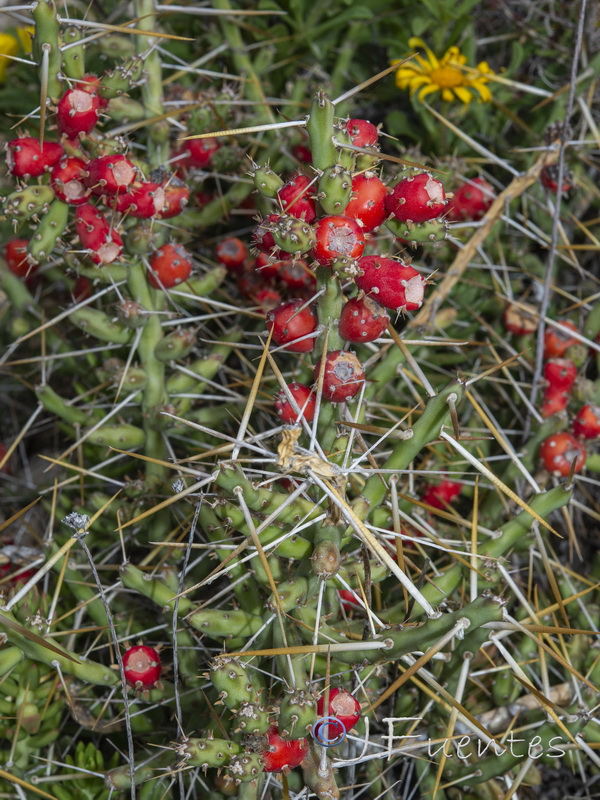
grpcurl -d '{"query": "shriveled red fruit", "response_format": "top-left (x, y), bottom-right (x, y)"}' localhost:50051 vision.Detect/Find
top-left (73, 275), bottom-right (92, 302)
top-left (541, 388), bottom-right (569, 419)
top-left (385, 173), bottom-right (446, 224)
top-left (85, 154), bottom-right (136, 195)
top-left (279, 259), bottom-right (314, 291)
top-left (573, 405), bottom-right (600, 440)
top-left (255, 252), bottom-right (281, 280)
top-left (344, 173), bottom-right (388, 231)
top-left (356, 256), bottom-right (426, 312)
top-left (339, 296), bottom-right (389, 343)
top-left (5, 239), bottom-right (36, 278)
top-left (50, 157), bottom-right (90, 205)
top-left (544, 321), bottom-right (579, 359)
top-left (178, 137), bottom-right (220, 169)
top-left (539, 432), bottom-right (586, 477)
top-left (6, 137), bottom-right (64, 178)
top-left (292, 142), bottom-right (312, 163)
top-left (317, 688), bottom-right (361, 732)
top-left (314, 350), bottom-right (365, 403)
top-left (266, 300), bottom-right (317, 353)
top-left (254, 214), bottom-right (291, 260)
top-left (123, 645), bottom-right (162, 689)
top-left (541, 165), bottom-right (573, 194)
top-left (274, 382), bottom-right (316, 424)
top-left (262, 726), bottom-right (308, 773)
top-left (148, 243), bottom-right (192, 289)
top-left (345, 118), bottom-right (379, 147)
top-left (215, 237), bottom-right (247, 272)
top-left (56, 88), bottom-right (100, 138)
top-left (115, 181), bottom-right (165, 218)
top-left (422, 480), bottom-right (462, 510)
top-left (446, 177), bottom-right (494, 222)
top-left (160, 179), bottom-right (190, 218)
top-left (75, 204), bottom-right (123, 265)
top-left (502, 303), bottom-right (538, 336)
top-left (312, 216), bottom-right (365, 267)
top-left (544, 358), bottom-right (577, 391)
top-left (277, 174), bottom-right (317, 222)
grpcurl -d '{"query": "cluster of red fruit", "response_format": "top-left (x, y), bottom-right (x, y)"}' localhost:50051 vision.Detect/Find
top-left (3, 75), bottom-right (195, 288)
top-left (237, 119), bottom-right (462, 422)
top-left (504, 307), bottom-right (598, 476)
top-left (538, 322), bottom-right (598, 476)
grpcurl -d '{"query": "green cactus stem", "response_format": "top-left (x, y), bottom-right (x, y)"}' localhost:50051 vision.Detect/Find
top-left (32, 0), bottom-right (62, 100)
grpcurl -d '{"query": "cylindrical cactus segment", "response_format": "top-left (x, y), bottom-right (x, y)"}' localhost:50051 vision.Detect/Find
top-left (181, 738), bottom-right (242, 769)
top-left (307, 90), bottom-right (337, 171)
top-left (318, 165), bottom-right (352, 215)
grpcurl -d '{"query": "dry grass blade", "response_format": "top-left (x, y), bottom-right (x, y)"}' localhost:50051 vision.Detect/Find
top-left (0, 770), bottom-right (58, 800)
top-left (0, 612), bottom-right (80, 664)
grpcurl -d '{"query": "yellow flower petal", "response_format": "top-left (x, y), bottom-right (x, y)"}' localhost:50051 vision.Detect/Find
top-left (441, 88), bottom-right (455, 102)
top-left (417, 83), bottom-right (442, 101)
top-left (471, 81), bottom-right (492, 102)
top-left (17, 26), bottom-right (34, 54)
top-left (453, 86), bottom-right (473, 104)
top-left (0, 33), bottom-right (19, 84)
top-left (408, 36), bottom-right (439, 69)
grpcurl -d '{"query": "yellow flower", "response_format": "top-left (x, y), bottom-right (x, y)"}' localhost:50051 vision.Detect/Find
top-left (17, 26), bottom-right (35, 54)
top-left (393, 38), bottom-right (494, 104)
top-left (0, 32), bottom-right (19, 84)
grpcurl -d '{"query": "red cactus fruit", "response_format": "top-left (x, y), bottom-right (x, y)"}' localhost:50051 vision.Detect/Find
top-left (215, 237), bottom-right (248, 272)
top-left (314, 350), bottom-right (365, 403)
top-left (5, 239), bottom-right (36, 278)
top-left (254, 214), bottom-right (291, 260)
top-left (6, 137), bottom-right (64, 178)
top-left (339, 589), bottom-right (362, 613)
top-left (277, 174), bottom-right (317, 222)
top-left (85, 154), bottom-right (136, 196)
top-left (274, 382), bottom-right (316, 424)
top-left (317, 688), bottom-right (361, 733)
top-left (446, 177), bottom-right (494, 222)
top-left (123, 645), bottom-right (162, 689)
top-left (344, 173), bottom-right (388, 231)
top-left (115, 181), bottom-right (166, 218)
top-left (345, 118), bottom-right (379, 147)
top-left (502, 303), bottom-right (538, 336)
top-left (255, 252), bottom-right (281, 280)
top-left (539, 432), bottom-right (586, 477)
top-left (312, 216), bottom-right (366, 267)
top-left (385, 173), bottom-right (446, 224)
top-left (160, 179), bottom-right (190, 218)
top-left (573, 405), bottom-right (600, 440)
top-left (147, 243), bottom-right (192, 289)
top-left (261, 726), bottom-right (308, 773)
top-left (56, 88), bottom-right (101, 138)
top-left (541, 388), bottom-right (569, 419)
top-left (73, 275), bottom-right (92, 302)
top-left (77, 73), bottom-right (109, 107)
top-left (266, 300), bottom-right (317, 353)
top-left (292, 142), bottom-right (312, 163)
top-left (339, 296), bottom-right (389, 343)
top-left (254, 287), bottom-right (282, 313)
top-left (544, 358), bottom-right (577, 391)
top-left (74, 204), bottom-right (123, 265)
top-left (50, 157), bottom-right (90, 205)
top-left (356, 256), bottom-right (426, 312)
top-left (279, 259), bottom-right (314, 291)
top-left (422, 480), bottom-right (462, 510)
top-left (544, 321), bottom-right (579, 359)
top-left (183, 137), bottom-right (220, 168)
